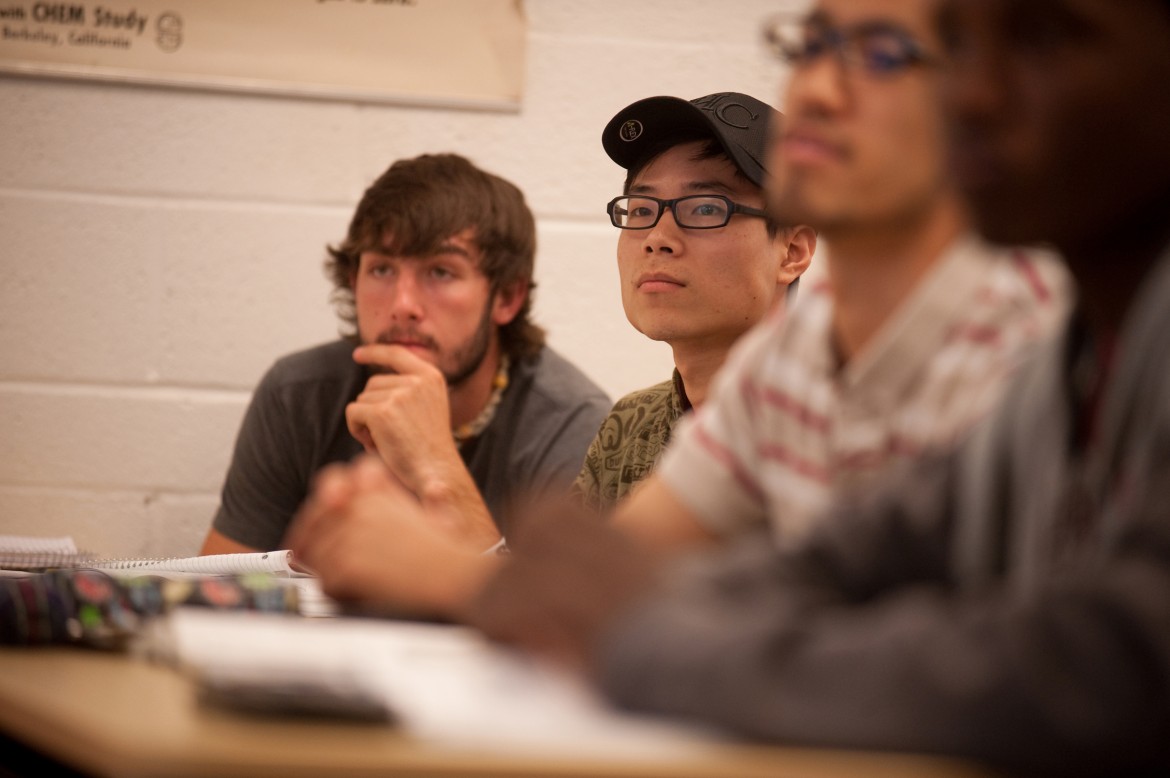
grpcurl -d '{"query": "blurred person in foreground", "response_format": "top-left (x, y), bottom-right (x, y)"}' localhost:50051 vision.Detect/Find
top-left (462, 1), bottom-right (1170, 775)
top-left (201, 153), bottom-right (611, 557)
top-left (604, 0), bottom-right (1068, 552)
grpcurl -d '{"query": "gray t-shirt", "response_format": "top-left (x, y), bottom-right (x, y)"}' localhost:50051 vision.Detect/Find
top-left (212, 339), bottom-right (611, 549)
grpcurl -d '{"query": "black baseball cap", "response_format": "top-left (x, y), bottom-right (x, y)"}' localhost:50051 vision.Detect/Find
top-left (601, 92), bottom-right (779, 188)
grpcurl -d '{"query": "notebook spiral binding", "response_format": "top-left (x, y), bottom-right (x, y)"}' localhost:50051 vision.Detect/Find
top-left (1, 549), bottom-right (297, 576)
top-left (0, 550), bottom-right (99, 572)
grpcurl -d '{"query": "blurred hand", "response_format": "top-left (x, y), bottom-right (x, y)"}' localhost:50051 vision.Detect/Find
top-left (464, 494), bottom-right (665, 674)
top-left (285, 455), bottom-right (498, 618)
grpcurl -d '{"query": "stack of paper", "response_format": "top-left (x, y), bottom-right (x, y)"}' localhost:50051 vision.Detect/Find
top-left (147, 608), bottom-right (729, 760)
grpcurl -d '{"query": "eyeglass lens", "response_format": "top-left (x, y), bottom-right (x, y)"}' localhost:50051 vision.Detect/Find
top-left (610, 196), bottom-right (733, 229)
top-left (767, 18), bottom-right (927, 74)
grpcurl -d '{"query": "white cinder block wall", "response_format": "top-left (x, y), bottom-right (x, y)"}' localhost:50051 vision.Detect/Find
top-left (0, 0), bottom-right (805, 559)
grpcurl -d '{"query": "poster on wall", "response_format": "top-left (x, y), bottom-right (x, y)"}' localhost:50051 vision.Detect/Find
top-left (0, 0), bottom-right (525, 110)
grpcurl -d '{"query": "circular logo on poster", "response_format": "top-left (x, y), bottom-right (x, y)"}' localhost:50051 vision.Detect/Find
top-left (156, 12), bottom-right (183, 52)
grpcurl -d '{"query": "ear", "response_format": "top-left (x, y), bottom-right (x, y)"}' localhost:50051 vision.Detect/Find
top-left (491, 279), bottom-right (529, 326)
top-left (775, 224), bottom-right (817, 287)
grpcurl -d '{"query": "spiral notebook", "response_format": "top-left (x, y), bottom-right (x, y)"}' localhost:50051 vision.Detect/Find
top-left (0, 535), bottom-right (336, 617)
top-left (87, 550), bottom-right (306, 578)
top-left (0, 536), bottom-right (303, 578)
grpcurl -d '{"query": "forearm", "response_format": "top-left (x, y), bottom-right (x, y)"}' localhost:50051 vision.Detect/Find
top-left (610, 476), bottom-right (720, 550)
top-left (200, 529), bottom-right (260, 555)
top-left (412, 544), bottom-right (504, 620)
top-left (597, 540), bottom-right (1170, 776)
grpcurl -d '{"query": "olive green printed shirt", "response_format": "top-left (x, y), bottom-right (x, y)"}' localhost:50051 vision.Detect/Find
top-left (571, 370), bottom-right (690, 514)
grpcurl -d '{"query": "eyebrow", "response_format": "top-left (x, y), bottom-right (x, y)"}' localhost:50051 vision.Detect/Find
top-left (371, 240), bottom-right (474, 260)
top-left (628, 179), bottom-right (742, 196)
top-left (805, 9), bottom-right (913, 37)
top-left (431, 240), bottom-right (473, 259)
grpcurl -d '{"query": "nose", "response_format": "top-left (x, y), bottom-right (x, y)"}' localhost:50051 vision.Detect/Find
top-left (388, 268), bottom-right (425, 321)
top-left (642, 206), bottom-right (684, 256)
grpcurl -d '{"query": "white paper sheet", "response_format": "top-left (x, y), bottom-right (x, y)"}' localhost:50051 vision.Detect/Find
top-left (145, 608), bottom-right (728, 760)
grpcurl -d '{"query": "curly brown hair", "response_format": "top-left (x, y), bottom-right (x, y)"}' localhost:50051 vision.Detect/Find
top-left (325, 153), bottom-right (545, 360)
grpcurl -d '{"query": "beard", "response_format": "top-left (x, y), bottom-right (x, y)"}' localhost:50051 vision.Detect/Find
top-left (370, 297), bottom-right (496, 388)
top-left (441, 299), bottom-right (495, 387)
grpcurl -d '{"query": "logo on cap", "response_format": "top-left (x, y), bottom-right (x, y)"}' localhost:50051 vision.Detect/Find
top-left (692, 94), bottom-right (758, 130)
top-left (619, 120), bottom-right (644, 142)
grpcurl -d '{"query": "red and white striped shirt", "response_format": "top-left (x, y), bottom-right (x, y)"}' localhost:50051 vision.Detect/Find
top-left (657, 234), bottom-right (1071, 548)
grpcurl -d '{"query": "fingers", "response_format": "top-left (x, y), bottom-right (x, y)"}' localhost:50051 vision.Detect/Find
top-left (345, 402), bottom-right (377, 453)
top-left (285, 464), bottom-right (352, 562)
top-left (352, 454), bottom-right (398, 492)
top-left (346, 351), bottom-right (449, 459)
top-left (286, 457), bottom-right (395, 595)
top-left (354, 343), bottom-right (440, 376)
top-left (304, 464), bottom-right (356, 522)
top-left (312, 462), bottom-right (359, 513)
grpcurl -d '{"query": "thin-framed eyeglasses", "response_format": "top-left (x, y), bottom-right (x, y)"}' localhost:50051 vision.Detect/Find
top-left (607, 195), bottom-right (768, 230)
top-left (761, 13), bottom-right (941, 75)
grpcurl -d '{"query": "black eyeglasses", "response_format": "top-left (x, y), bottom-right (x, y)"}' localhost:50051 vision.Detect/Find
top-left (761, 13), bottom-right (940, 75)
top-left (607, 195), bottom-right (768, 230)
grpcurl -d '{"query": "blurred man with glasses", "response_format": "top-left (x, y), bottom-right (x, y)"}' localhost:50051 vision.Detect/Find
top-left (607, 0), bottom-right (1069, 550)
top-left (460, 0), bottom-right (1170, 772)
top-left (572, 92), bottom-right (814, 513)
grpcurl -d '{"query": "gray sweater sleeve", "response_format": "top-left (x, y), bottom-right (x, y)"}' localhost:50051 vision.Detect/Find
top-left (595, 450), bottom-right (1170, 777)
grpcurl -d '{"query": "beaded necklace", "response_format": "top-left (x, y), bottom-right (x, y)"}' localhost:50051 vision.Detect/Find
top-left (452, 354), bottom-right (510, 444)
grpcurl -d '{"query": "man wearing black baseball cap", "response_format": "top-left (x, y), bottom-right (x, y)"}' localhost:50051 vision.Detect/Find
top-left (572, 92), bottom-right (815, 512)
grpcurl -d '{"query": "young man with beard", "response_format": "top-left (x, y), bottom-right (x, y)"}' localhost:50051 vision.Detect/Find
top-left (200, 153), bottom-right (611, 555)
top-left (465, 1), bottom-right (1170, 774)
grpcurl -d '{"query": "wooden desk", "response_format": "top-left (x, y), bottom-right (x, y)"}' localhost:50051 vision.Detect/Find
top-left (0, 647), bottom-right (1004, 778)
